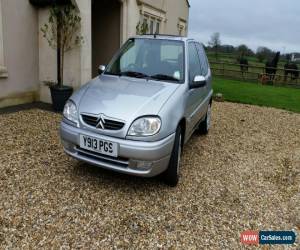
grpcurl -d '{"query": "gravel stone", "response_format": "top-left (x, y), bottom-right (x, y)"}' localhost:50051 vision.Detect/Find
top-left (0, 102), bottom-right (299, 249)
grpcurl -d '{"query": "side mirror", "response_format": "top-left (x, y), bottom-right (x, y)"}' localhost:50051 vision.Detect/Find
top-left (98, 65), bottom-right (106, 75)
top-left (190, 75), bottom-right (206, 89)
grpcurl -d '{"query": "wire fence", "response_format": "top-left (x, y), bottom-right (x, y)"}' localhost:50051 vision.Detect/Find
top-left (209, 61), bottom-right (300, 87)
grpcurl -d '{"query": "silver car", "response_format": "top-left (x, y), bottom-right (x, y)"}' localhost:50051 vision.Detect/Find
top-left (60, 35), bottom-right (213, 186)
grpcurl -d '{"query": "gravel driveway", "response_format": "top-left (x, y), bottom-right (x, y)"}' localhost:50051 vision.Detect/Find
top-left (0, 102), bottom-right (299, 249)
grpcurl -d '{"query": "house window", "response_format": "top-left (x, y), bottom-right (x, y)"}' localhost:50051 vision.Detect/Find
top-left (156, 22), bottom-right (160, 34)
top-left (0, 0), bottom-right (7, 78)
top-left (150, 19), bottom-right (154, 34)
top-left (142, 15), bottom-right (161, 34)
top-left (138, 3), bottom-right (166, 35)
top-left (178, 18), bottom-right (187, 37)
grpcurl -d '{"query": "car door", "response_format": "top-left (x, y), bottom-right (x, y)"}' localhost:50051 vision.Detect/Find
top-left (186, 42), bottom-right (206, 134)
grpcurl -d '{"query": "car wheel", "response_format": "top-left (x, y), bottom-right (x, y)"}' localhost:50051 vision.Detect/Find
top-left (198, 102), bottom-right (212, 135)
top-left (164, 126), bottom-right (182, 187)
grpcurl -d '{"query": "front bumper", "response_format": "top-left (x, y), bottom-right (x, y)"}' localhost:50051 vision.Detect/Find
top-left (60, 121), bottom-right (175, 177)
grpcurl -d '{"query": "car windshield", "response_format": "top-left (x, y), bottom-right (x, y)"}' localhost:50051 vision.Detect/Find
top-left (105, 38), bottom-right (185, 82)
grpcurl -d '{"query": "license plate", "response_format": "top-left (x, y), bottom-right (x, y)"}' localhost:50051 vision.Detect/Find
top-left (79, 134), bottom-right (118, 157)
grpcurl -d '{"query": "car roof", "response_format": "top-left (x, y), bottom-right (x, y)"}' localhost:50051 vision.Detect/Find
top-left (131, 34), bottom-right (197, 43)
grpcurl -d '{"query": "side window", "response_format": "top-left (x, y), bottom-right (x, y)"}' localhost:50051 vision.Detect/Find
top-left (188, 42), bottom-right (201, 81)
top-left (195, 43), bottom-right (209, 76)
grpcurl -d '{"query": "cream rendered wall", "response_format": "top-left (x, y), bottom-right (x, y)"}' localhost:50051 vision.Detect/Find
top-left (0, 0), bottom-right (39, 107)
top-left (121, 0), bottom-right (140, 43)
top-left (164, 0), bottom-right (189, 36)
top-left (139, 0), bottom-right (166, 11)
top-left (75, 0), bottom-right (92, 86)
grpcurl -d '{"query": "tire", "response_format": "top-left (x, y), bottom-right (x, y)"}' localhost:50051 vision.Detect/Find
top-left (198, 102), bottom-right (212, 135)
top-left (164, 126), bottom-right (182, 187)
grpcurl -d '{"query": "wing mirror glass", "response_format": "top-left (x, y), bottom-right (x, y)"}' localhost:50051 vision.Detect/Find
top-left (190, 75), bottom-right (206, 89)
top-left (98, 65), bottom-right (106, 75)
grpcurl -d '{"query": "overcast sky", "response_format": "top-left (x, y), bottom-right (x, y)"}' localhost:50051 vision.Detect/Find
top-left (188, 0), bottom-right (300, 53)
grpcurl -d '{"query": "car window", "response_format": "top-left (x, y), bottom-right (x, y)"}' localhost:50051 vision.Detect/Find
top-left (160, 43), bottom-right (184, 80)
top-left (188, 42), bottom-right (202, 81)
top-left (105, 38), bottom-right (185, 82)
top-left (195, 43), bottom-right (209, 76)
top-left (161, 44), bottom-right (183, 61)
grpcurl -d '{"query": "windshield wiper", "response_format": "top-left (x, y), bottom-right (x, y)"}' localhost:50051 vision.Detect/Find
top-left (150, 74), bottom-right (180, 82)
top-left (120, 71), bottom-right (149, 79)
top-left (104, 72), bottom-right (121, 76)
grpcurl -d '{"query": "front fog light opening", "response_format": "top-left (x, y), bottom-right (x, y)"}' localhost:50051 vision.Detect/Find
top-left (61, 140), bottom-right (75, 151)
top-left (130, 160), bottom-right (153, 171)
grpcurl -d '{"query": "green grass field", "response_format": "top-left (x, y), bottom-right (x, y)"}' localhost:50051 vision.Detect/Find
top-left (213, 77), bottom-right (300, 113)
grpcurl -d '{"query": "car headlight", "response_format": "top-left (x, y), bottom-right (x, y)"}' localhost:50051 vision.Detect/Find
top-left (128, 117), bottom-right (161, 136)
top-left (63, 100), bottom-right (78, 125)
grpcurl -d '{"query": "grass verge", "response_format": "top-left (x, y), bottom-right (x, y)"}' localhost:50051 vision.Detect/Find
top-left (213, 77), bottom-right (300, 113)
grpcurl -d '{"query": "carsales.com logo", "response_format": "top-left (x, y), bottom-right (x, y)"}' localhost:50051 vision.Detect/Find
top-left (240, 230), bottom-right (296, 245)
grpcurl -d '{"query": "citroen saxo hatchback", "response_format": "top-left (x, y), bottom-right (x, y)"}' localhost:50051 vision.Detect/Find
top-left (60, 35), bottom-right (213, 186)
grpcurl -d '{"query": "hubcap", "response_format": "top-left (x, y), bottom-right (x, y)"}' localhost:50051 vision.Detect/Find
top-left (176, 135), bottom-right (182, 175)
top-left (206, 104), bottom-right (211, 130)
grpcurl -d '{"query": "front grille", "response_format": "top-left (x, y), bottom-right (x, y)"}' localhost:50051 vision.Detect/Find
top-left (81, 114), bottom-right (98, 126)
top-left (76, 147), bottom-right (129, 167)
top-left (81, 114), bottom-right (125, 130)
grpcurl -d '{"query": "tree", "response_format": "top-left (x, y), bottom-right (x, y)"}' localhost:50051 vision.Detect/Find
top-left (220, 45), bottom-right (235, 54)
top-left (208, 32), bottom-right (221, 60)
top-left (237, 44), bottom-right (254, 56)
top-left (41, 4), bottom-right (83, 87)
top-left (136, 21), bottom-right (149, 35)
top-left (256, 46), bottom-right (273, 63)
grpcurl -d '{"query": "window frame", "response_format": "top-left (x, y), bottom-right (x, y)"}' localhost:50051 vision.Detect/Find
top-left (142, 15), bottom-right (161, 34)
top-left (149, 19), bottom-right (154, 34)
top-left (155, 22), bottom-right (160, 34)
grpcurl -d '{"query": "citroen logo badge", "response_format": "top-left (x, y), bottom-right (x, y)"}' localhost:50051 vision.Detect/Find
top-left (96, 114), bottom-right (106, 129)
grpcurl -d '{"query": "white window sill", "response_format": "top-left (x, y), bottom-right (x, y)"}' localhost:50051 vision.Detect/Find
top-left (0, 65), bottom-right (8, 78)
